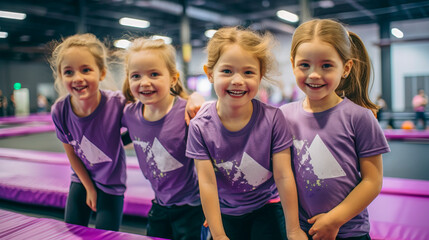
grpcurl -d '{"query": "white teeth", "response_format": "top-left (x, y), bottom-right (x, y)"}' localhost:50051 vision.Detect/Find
top-left (141, 91), bottom-right (155, 94)
top-left (307, 83), bottom-right (323, 88)
top-left (74, 86), bottom-right (86, 90)
top-left (227, 90), bottom-right (246, 96)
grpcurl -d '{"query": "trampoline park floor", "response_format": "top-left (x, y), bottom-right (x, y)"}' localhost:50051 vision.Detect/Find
top-left (1, 119), bottom-right (429, 239)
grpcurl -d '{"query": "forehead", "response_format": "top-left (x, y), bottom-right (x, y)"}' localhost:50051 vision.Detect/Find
top-left (295, 40), bottom-right (340, 60)
top-left (216, 44), bottom-right (259, 67)
top-left (128, 49), bottom-right (167, 69)
top-left (61, 46), bottom-right (97, 67)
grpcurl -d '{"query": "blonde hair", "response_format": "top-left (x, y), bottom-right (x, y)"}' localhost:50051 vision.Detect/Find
top-left (122, 37), bottom-right (188, 102)
top-left (290, 19), bottom-right (377, 113)
top-left (49, 33), bottom-right (116, 98)
top-left (205, 26), bottom-right (277, 83)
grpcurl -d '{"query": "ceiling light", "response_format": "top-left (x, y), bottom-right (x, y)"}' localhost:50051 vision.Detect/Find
top-left (319, 0), bottom-right (334, 9)
top-left (150, 35), bottom-right (172, 44)
top-left (119, 17), bottom-right (150, 28)
top-left (204, 29), bottom-right (217, 38)
top-left (276, 10), bottom-right (299, 23)
top-left (0, 10), bottom-right (26, 20)
top-left (391, 28), bottom-right (404, 39)
top-left (0, 31), bottom-right (8, 38)
top-left (114, 39), bottom-right (131, 49)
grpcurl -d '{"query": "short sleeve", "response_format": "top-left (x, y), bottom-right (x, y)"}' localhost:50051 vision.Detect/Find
top-left (186, 120), bottom-right (211, 160)
top-left (354, 109), bottom-right (390, 158)
top-left (271, 108), bottom-right (293, 154)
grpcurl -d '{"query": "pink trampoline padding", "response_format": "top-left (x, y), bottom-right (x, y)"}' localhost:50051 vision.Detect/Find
top-left (0, 113), bottom-right (52, 124)
top-left (0, 147), bottom-right (140, 169)
top-left (369, 193), bottom-right (429, 240)
top-left (384, 129), bottom-right (429, 140)
top-left (0, 122), bottom-right (56, 138)
top-left (0, 156), bottom-right (154, 217)
top-left (381, 177), bottom-right (429, 197)
top-left (0, 209), bottom-right (166, 240)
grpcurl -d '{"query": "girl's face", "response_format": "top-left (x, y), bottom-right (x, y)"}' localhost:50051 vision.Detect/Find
top-left (207, 44), bottom-right (261, 109)
top-left (60, 46), bottom-right (105, 102)
top-left (292, 39), bottom-right (352, 106)
top-left (128, 49), bottom-right (177, 107)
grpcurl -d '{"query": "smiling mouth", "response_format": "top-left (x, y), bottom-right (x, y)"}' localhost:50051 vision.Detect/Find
top-left (73, 86), bottom-right (87, 92)
top-left (306, 83), bottom-right (325, 88)
top-left (227, 90), bottom-right (247, 96)
top-left (140, 90), bottom-right (156, 95)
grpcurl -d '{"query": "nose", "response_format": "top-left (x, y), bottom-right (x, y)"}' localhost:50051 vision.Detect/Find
top-left (139, 76), bottom-right (151, 87)
top-left (231, 73), bottom-right (244, 85)
top-left (72, 72), bottom-right (84, 83)
top-left (308, 68), bottom-right (321, 79)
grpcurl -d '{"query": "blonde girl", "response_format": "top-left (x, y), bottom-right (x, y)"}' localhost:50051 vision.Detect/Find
top-left (50, 33), bottom-right (126, 231)
top-left (121, 37), bottom-right (204, 240)
top-left (281, 19), bottom-right (390, 239)
top-left (186, 27), bottom-right (306, 240)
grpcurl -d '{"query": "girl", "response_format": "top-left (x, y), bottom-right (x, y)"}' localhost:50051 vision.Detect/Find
top-left (281, 19), bottom-right (391, 239)
top-left (186, 27), bottom-right (307, 240)
top-left (50, 33), bottom-right (126, 231)
top-left (121, 37), bottom-right (204, 240)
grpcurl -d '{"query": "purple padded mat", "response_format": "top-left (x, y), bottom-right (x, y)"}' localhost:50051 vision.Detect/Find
top-left (0, 153), bottom-right (154, 217)
top-left (384, 129), bottom-right (429, 140)
top-left (0, 209), bottom-right (166, 239)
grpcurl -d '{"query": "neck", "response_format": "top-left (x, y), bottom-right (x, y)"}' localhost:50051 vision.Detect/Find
top-left (143, 94), bottom-right (175, 121)
top-left (216, 100), bottom-right (253, 131)
top-left (303, 94), bottom-right (342, 113)
top-left (70, 91), bottom-right (101, 117)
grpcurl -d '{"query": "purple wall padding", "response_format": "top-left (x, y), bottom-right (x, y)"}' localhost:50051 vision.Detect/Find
top-left (384, 129), bottom-right (429, 140)
top-left (0, 209), bottom-right (166, 239)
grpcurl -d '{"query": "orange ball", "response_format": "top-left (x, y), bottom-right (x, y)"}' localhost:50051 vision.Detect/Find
top-left (401, 120), bottom-right (415, 130)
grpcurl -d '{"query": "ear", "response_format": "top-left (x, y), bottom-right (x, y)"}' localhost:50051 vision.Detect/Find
top-left (203, 65), bottom-right (214, 83)
top-left (343, 59), bottom-right (353, 78)
top-left (100, 68), bottom-right (107, 81)
top-left (171, 72), bottom-right (179, 86)
top-left (290, 57), bottom-right (295, 68)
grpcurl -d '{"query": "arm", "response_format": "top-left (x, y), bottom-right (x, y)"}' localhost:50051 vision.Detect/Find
top-left (273, 148), bottom-right (307, 240)
top-left (194, 159), bottom-right (229, 240)
top-left (308, 155), bottom-right (383, 240)
top-left (63, 143), bottom-right (97, 212)
top-left (185, 92), bottom-right (205, 125)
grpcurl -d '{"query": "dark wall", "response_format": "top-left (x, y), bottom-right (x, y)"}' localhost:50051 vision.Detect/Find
top-left (0, 59), bottom-right (54, 113)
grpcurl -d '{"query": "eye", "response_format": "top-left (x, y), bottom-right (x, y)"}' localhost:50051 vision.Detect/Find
top-left (244, 70), bottom-right (255, 75)
top-left (322, 64), bottom-right (333, 69)
top-left (82, 68), bottom-right (91, 73)
top-left (150, 72), bottom-right (159, 77)
top-left (63, 70), bottom-right (73, 76)
top-left (221, 69), bottom-right (232, 74)
top-left (298, 63), bottom-right (310, 68)
top-left (130, 73), bottom-right (141, 80)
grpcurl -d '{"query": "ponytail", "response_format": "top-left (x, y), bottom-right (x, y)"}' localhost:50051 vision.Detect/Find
top-left (336, 31), bottom-right (378, 115)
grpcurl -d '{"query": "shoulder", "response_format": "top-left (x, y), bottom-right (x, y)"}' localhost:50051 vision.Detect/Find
top-left (341, 98), bottom-right (376, 122)
top-left (189, 101), bottom-right (216, 125)
top-left (102, 90), bottom-right (126, 106)
top-left (279, 101), bottom-right (301, 117)
top-left (50, 96), bottom-right (68, 118)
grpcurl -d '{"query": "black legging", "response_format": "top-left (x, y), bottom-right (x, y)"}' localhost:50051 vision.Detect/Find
top-left (64, 182), bottom-right (124, 231)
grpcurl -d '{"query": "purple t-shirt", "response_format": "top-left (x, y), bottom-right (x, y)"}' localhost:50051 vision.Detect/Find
top-left (186, 99), bottom-right (292, 216)
top-left (51, 90), bottom-right (127, 195)
top-left (280, 98), bottom-right (390, 238)
top-left (122, 97), bottom-right (200, 206)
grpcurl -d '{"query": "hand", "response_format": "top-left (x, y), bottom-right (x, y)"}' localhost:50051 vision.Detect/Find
top-left (185, 92), bottom-right (205, 125)
top-left (307, 213), bottom-right (340, 240)
top-left (86, 188), bottom-right (97, 212)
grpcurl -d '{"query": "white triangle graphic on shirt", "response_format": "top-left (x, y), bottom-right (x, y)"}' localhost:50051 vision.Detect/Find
top-left (80, 135), bottom-right (112, 164)
top-left (239, 152), bottom-right (272, 187)
top-left (308, 134), bottom-right (346, 179)
top-left (151, 137), bottom-right (183, 172)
